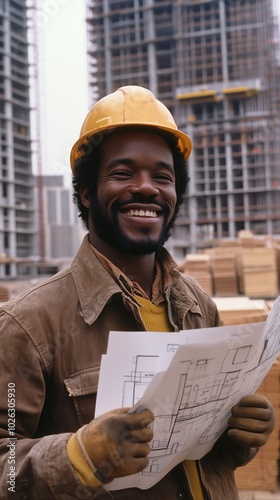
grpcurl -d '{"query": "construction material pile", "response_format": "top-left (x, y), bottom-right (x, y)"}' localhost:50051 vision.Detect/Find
top-left (178, 230), bottom-right (280, 299)
top-left (177, 254), bottom-right (213, 295)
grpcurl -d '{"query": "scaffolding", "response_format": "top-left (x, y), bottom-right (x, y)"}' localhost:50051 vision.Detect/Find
top-left (0, 0), bottom-right (35, 277)
top-left (86, 0), bottom-right (280, 260)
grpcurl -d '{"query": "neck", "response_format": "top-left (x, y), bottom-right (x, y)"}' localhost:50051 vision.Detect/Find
top-left (88, 232), bottom-right (156, 298)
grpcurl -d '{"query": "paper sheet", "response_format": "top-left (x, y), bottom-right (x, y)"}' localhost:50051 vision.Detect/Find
top-left (95, 296), bottom-right (280, 490)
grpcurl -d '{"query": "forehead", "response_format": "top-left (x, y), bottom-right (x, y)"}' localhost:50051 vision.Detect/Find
top-left (98, 130), bottom-right (174, 164)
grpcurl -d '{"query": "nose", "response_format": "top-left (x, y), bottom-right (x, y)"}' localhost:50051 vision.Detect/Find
top-left (130, 172), bottom-right (160, 196)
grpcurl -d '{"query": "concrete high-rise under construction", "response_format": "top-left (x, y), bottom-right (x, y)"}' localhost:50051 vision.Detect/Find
top-left (0, 0), bottom-right (34, 277)
top-left (86, 0), bottom-right (280, 260)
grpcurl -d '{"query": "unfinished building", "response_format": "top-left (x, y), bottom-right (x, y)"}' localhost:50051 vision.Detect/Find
top-left (0, 0), bottom-right (35, 277)
top-left (86, 0), bottom-right (280, 260)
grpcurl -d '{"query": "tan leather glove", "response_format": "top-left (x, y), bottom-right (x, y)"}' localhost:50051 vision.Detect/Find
top-left (227, 394), bottom-right (275, 448)
top-left (80, 407), bottom-right (154, 483)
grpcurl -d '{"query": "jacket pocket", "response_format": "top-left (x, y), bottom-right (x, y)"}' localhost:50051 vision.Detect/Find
top-left (64, 367), bottom-right (100, 427)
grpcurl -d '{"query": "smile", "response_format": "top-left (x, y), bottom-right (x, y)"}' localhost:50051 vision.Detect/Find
top-left (123, 209), bottom-right (158, 218)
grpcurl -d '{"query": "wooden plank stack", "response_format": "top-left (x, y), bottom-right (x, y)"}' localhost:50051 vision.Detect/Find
top-left (241, 247), bottom-right (279, 298)
top-left (177, 232), bottom-right (280, 299)
top-left (0, 285), bottom-right (10, 302)
top-left (235, 359), bottom-right (280, 492)
top-left (212, 296), bottom-right (269, 326)
top-left (177, 254), bottom-right (213, 295)
top-left (205, 249), bottom-right (239, 296)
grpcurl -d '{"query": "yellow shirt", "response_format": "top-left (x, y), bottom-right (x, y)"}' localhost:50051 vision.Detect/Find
top-left (135, 294), bottom-right (172, 331)
top-left (135, 293), bottom-right (204, 500)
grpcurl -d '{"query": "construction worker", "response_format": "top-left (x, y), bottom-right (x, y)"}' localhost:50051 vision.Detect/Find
top-left (0, 86), bottom-right (274, 499)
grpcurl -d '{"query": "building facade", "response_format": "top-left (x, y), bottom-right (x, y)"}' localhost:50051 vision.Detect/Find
top-left (0, 0), bottom-right (35, 277)
top-left (86, 0), bottom-right (280, 260)
top-left (37, 175), bottom-right (85, 262)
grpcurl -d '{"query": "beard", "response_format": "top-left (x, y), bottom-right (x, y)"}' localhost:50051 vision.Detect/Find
top-left (89, 195), bottom-right (176, 255)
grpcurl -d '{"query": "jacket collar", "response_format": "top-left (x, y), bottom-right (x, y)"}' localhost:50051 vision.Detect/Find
top-left (157, 247), bottom-right (203, 311)
top-left (70, 235), bottom-right (203, 325)
top-left (70, 235), bottom-right (121, 325)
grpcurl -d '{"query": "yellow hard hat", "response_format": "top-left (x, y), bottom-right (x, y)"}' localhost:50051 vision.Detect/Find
top-left (70, 85), bottom-right (192, 170)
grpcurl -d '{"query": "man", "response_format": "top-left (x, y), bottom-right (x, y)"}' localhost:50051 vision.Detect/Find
top-left (0, 86), bottom-right (274, 499)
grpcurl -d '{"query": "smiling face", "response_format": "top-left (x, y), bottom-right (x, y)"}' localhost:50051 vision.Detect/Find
top-left (84, 130), bottom-right (177, 255)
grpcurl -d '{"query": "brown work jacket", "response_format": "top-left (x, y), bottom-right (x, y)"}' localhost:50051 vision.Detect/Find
top-left (0, 235), bottom-right (256, 499)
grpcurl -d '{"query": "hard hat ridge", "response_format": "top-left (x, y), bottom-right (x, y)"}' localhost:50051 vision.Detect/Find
top-left (70, 85), bottom-right (192, 170)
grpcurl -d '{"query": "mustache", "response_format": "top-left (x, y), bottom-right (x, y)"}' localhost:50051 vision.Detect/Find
top-left (114, 195), bottom-right (169, 216)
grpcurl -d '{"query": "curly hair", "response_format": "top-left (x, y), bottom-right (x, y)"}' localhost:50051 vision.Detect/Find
top-left (72, 127), bottom-right (190, 230)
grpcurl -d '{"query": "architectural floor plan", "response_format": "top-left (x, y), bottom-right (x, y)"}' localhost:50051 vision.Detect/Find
top-left (95, 296), bottom-right (280, 490)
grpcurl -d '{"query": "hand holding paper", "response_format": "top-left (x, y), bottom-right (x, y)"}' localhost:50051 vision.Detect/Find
top-left (227, 394), bottom-right (275, 448)
top-left (80, 408), bottom-right (154, 482)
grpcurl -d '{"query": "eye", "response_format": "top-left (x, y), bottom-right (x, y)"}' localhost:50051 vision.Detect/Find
top-left (111, 170), bottom-right (132, 178)
top-left (154, 173), bottom-right (174, 182)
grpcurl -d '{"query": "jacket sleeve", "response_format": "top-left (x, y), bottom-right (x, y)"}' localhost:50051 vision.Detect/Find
top-left (0, 311), bottom-right (96, 499)
top-left (209, 428), bottom-right (258, 469)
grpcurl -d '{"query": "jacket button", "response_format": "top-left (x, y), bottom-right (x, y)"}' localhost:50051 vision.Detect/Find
top-left (177, 493), bottom-right (186, 499)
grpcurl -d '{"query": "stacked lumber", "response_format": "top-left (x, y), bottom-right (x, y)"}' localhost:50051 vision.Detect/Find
top-left (0, 285), bottom-right (10, 302)
top-left (238, 230), bottom-right (267, 248)
top-left (241, 247), bottom-right (279, 298)
top-left (235, 360), bottom-right (280, 492)
top-left (212, 296), bottom-right (269, 326)
top-left (206, 249), bottom-right (238, 296)
top-left (178, 232), bottom-right (280, 300)
top-left (177, 254), bottom-right (213, 295)
top-left (219, 239), bottom-right (240, 248)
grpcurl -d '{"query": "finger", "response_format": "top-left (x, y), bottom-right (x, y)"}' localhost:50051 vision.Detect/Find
top-left (124, 410), bottom-right (154, 429)
top-left (237, 395), bottom-right (270, 409)
top-left (122, 443), bottom-right (151, 463)
top-left (106, 441), bottom-right (149, 468)
top-left (230, 405), bottom-right (271, 421)
top-left (228, 416), bottom-right (271, 433)
top-left (131, 455), bottom-right (150, 472)
top-left (120, 439), bottom-right (151, 459)
top-left (101, 410), bottom-right (153, 438)
top-left (104, 407), bottom-right (131, 417)
top-left (228, 428), bottom-right (269, 447)
top-left (125, 427), bottom-right (153, 443)
top-left (107, 443), bottom-right (150, 477)
top-left (130, 441), bottom-right (151, 458)
top-left (119, 455), bottom-right (150, 476)
top-left (97, 454), bottom-right (150, 480)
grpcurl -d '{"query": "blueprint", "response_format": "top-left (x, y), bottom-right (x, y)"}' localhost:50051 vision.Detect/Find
top-left (95, 296), bottom-right (280, 490)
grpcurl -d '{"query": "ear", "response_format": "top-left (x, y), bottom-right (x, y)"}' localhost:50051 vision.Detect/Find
top-left (80, 186), bottom-right (91, 208)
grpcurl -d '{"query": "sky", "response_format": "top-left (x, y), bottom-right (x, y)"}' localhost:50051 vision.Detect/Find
top-left (34, 0), bottom-right (89, 183)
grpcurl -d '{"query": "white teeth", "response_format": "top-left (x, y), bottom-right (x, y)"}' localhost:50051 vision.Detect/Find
top-left (125, 209), bottom-right (157, 217)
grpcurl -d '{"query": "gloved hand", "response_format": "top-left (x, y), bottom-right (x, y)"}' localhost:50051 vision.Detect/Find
top-left (227, 394), bottom-right (275, 448)
top-left (80, 407), bottom-right (154, 482)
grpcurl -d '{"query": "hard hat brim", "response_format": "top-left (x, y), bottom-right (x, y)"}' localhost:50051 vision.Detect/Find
top-left (70, 123), bottom-right (192, 172)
